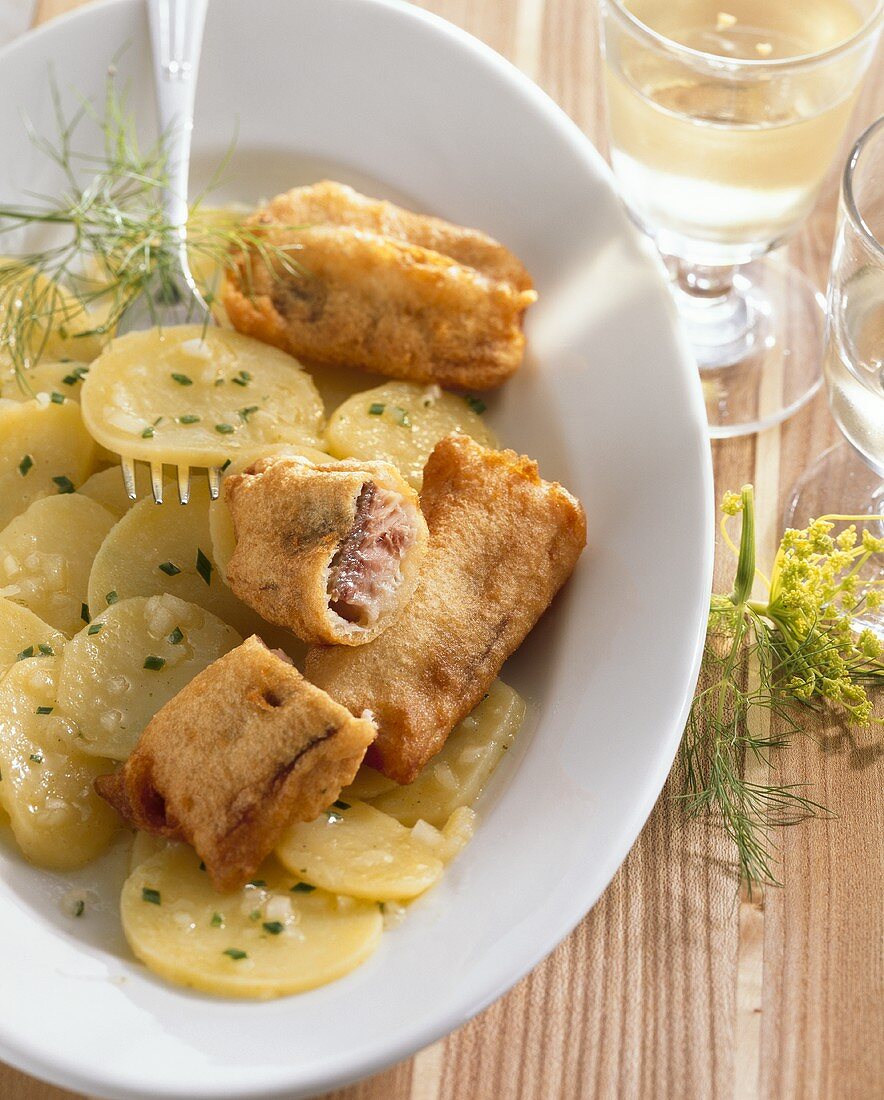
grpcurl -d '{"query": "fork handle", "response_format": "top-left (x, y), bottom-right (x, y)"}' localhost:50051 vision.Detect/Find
top-left (147, 0), bottom-right (209, 233)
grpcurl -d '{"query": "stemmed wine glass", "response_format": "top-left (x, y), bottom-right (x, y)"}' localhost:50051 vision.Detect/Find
top-left (787, 115), bottom-right (884, 634)
top-left (599, 0), bottom-right (882, 437)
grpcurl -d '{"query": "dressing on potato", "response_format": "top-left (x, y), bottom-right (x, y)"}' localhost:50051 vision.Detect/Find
top-left (57, 594), bottom-right (241, 760)
top-left (0, 495), bottom-right (117, 635)
top-left (121, 844), bottom-right (383, 999)
top-left (0, 656), bottom-right (118, 869)
top-left (324, 380), bottom-right (496, 488)
top-left (80, 326), bottom-right (325, 468)
top-left (275, 798), bottom-right (445, 901)
top-left (0, 397), bottom-right (98, 530)
top-left (0, 598), bottom-right (66, 674)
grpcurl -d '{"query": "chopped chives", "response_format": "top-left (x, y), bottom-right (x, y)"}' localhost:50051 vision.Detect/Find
top-left (333, 800), bottom-right (350, 810)
top-left (290, 882), bottom-right (315, 893)
top-left (16, 647), bottom-right (34, 661)
top-left (106, 591), bottom-right (119, 605)
top-left (81, 602), bottom-right (90, 624)
top-left (239, 405), bottom-right (259, 422)
top-left (231, 370), bottom-right (251, 386)
top-left (50, 391), bottom-right (65, 404)
top-left (326, 810), bottom-right (344, 824)
top-left (368, 403), bottom-right (385, 415)
top-left (465, 395), bottom-right (487, 414)
top-left (210, 912), bottom-right (224, 927)
top-left (143, 655), bottom-right (166, 671)
top-left (220, 458), bottom-right (231, 472)
top-left (53, 475), bottom-right (74, 494)
top-left (223, 948), bottom-right (247, 960)
top-left (214, 423), bottom-right (234, 434)
top-left (29, 752), bottom-right (43, 762)
top-left (178, 414), bottom-right (200, 425)
top-left (18, 454), bottom-right (33, 477)
top-left (73, 899), bottom-right (85, 917)
top-left (35, 707), bottom-right (53, 716)
top-left (262, 921), bottom-right (284, 935)
top-left (158, 561), bottom-right (181, 576)
top-left (37, 643), bottom-right (54, 656)
top-left (168, 626), bottom-right (184, 645)
top-left (171, 372), bottom-right (193, 386)
top-left (141, 887), bottom-right (161, 905)
top-left (196, 548), bottom-right (212, 586)
top-left (141, 427), bottom-right (155, 438)
top-left (87, 623), bottom-right (103, 635)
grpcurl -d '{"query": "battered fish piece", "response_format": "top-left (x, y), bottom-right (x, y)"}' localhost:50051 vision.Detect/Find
top-left (223, 183), bottom-right (537, 391)
top-left (305, 434), bottom-right (586, 783)
top-left (224, 456), bottom-right (428, 645)
top-left (96, 636), bottom-right (377, 891)
top-left (253, 181), bottom-right (534, 291)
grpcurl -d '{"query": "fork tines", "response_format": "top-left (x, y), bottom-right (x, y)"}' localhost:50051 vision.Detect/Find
top-left (120, 458), bottom-right (222, 504)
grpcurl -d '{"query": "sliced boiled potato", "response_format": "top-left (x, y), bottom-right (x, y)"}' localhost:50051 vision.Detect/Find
top-left (0, 598), bottom-right (65, 674)
top-left (77, 466), bottom-right (141, 517)
top-left (371, 680), bottom-right (526, 827)
top-left (80, 326), bottom-right (324, 468)
top-left (86, 479), bottom-right (298, 649)
top-left (121, 844), bottom-right (382, 999)
top-left (0, 495), bottom-right (117, 635)
top-left (306, 363), bottom-right (388, 417)
top-left (0, 398), bottom-right (98, 530)
top-left (1, 360), bottom-right (91, 402)
top-left (57, 594), bottom-right (241, 760)
top-left (324, 380), bottom-right (496, 488)
top-left (207, 442), bottom-right (332, 580)
top-left (275, 799), bottom-right (444, 901)
top-left (342, 766), bottom-right (399, 803)
top-left (0, 258), bottom-right (107, 364)
top-left (0, 656), bottom-right (118, 869)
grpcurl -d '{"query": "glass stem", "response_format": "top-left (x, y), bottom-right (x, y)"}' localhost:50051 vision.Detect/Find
top-left (671, 260), bottom-right (755, 370)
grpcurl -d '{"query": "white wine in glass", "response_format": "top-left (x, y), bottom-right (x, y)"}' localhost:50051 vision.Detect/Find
top-left (601, 0), bottom-right (882, 436)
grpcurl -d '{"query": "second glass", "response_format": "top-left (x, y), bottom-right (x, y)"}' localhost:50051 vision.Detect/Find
top-left (600, 0), bottom-right (883, 437)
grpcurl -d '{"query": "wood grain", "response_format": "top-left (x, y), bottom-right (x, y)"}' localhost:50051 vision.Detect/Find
top-left (2, 2), bottom-right (882, 1099)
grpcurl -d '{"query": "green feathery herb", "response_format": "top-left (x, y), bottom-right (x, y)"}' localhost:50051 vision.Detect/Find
top-left (682, 485), bottom-right (884, 889)
top-left (0, 69), bottom-right (305, 380)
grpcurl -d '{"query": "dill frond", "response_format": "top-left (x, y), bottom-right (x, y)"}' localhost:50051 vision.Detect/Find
top-left (682, 485), bottom-right (884, 890)
top-left (0, 67), bottom-right (303, 377)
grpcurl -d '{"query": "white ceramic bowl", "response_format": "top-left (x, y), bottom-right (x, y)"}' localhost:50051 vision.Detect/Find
top-left (0, 1), bottom-right (713, 1096)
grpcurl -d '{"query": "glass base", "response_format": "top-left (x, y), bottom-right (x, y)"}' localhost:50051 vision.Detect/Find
top-left (786, 440), bottom-right (884, 637)
top-left (668, 255), bottom-right (826, 439)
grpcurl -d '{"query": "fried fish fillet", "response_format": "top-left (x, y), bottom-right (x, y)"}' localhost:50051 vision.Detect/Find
top-left (96, 636), bottom-right (376, 891)
top-left (224, 455), bottom-right (428, 645)
top-left (223, 181), bottom-right (537, 391)
top-left (305, 434), bottom-right (586, 783)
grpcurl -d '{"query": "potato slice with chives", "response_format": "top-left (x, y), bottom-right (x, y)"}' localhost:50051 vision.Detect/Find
top-left (0, 655), bottom-right (118, 869)
top-left (0, 598), bottom-right (66, 675)
top-left (369, 680), bottom-right (526, 827)
top-left (0, 397), bottom-right (98, 530)
top-left (324, 380), bottom-right (496, 488)
top-left (0, 495), bottom-right (117, 635)
top-left (275, 799), bottom-right (445, 901)
top-left (77, 467), bottom-right (142, 517)
top-left (57, 594), bottom-right (240, 760)
top-left (206, 442), bottom-right (333, 580)
top-left (0, 360), bottom-right (91, 402)
top-left (121, 844), bottom-right (382, 999)
top-left (80, 326), bottom-right (324, 468)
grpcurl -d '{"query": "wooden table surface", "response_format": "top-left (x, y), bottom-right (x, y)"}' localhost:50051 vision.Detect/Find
top-left (3, 1), bottom-right (882, 1098)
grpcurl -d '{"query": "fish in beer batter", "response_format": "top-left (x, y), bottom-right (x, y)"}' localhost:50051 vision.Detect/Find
top-left (223, 181), bottom-right (537, 390)
top-left (305, 434), bottom-right (586, 783)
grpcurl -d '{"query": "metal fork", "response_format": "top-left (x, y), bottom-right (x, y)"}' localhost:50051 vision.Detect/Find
top-left (117, 0), bottom-right (213, 505)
